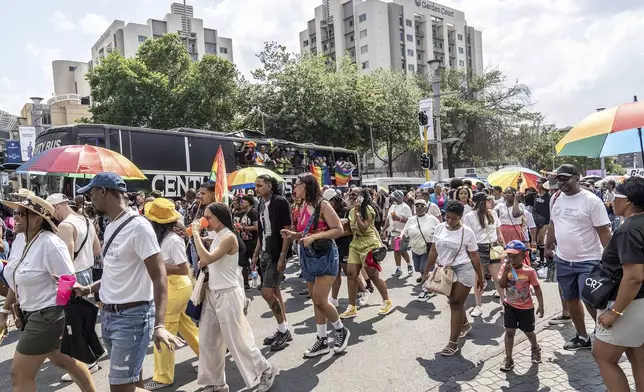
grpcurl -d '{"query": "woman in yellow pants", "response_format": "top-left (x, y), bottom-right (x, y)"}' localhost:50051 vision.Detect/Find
top-left (144, 198), bottom-right (200, 390)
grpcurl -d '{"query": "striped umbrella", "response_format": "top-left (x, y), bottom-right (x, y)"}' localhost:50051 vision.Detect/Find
top-left (227, 167), bottom-right (284, 190)
top-left (487, 167), bottom-right (542, 192)
top-left (556, 100), bottom-right (644, 162)
top-left (16, 145), bottom-right (146, 180)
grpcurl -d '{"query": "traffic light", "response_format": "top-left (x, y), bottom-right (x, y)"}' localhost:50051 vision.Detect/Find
top-left (418, 111), bottom-right (428, 126)
top-left (420, 153), bottom-right (434, 170)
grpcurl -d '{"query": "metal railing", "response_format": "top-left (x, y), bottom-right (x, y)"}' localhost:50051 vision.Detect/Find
top-left (47, 94), bottom-right (82, 105)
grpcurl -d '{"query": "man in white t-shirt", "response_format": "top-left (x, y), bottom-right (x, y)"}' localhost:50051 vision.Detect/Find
top-left (380, 190), bottom-right (413, 277)
top-left (545, 164), bottom-right (612, 351)
top-left (76, 172), bottom-right (182, 389)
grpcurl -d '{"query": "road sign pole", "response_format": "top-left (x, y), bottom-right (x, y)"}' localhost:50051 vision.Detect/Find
top-left (424, 126), bottom-right (429, 182)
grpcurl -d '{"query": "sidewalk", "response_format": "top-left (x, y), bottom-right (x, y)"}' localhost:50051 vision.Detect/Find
top-left (431, 317), bottom-right (636, 392)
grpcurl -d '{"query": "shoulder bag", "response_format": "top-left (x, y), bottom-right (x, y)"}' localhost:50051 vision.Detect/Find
top-left (581, 263), bottom-right (621, 310)
top-left (307, 202), bottom-right (334, 254)
top-left (484, 219), bottom-right (506, 260)
top-left (416, 216), bottom-right (432, 254)
top-left (73, 216), bottom-right (91, 261)
top-left (423, 226), bottom-right (464, 296)
top-left (300, 206), bottom-right (337, 276)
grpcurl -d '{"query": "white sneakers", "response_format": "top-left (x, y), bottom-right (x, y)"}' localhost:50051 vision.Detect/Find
top-left (470, 306), bottom-right (483, 317)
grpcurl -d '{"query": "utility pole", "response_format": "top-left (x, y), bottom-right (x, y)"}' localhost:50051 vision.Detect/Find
top-left (428, 60), bottom-right (444, 181)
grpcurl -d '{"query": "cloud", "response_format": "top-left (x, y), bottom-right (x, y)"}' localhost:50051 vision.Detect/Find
top-left (79, 13), bottom-right (110, 36)
top-left (50, 11), bottom-right (77, 31)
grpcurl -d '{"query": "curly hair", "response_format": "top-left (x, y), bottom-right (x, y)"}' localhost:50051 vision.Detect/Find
top-left (445, 199), bottom-right (465, 217)
top-left (151, 220), bottom-right (186, 245)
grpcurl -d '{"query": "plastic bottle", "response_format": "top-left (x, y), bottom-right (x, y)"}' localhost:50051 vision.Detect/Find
top-left (250, 270), bottom-right (259, 288)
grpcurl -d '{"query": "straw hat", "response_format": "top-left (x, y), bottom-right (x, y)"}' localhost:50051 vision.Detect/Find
top-left (18, 188), bottom-right (35, 198)
top-left (2, 196), bottom-right (59, 233)
top-left (144, 197), bottom-right (181, 224)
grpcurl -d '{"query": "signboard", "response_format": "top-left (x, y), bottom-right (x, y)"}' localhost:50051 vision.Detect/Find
top-left (628, 168), bottom-right (644, 177)
top-left (586, 169), bottom-right (605, 178)
top-left (18, 126), bottom-right (36, 161)
top-left (418, 98), bottom-right (434, 141)
top-left (5, 141), bottom-right (21, 163)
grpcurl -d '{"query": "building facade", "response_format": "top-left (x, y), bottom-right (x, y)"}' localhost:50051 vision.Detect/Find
top-left (299, 0), bottom-right (483, 75)
top-left (91, 2), bottom-right (233, 68)
top-left (52, 60), bottom-right (91, 98)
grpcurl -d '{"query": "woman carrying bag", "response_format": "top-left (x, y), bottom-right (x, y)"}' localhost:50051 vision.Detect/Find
top-left (463, 192), bottom-right (506, 317)
top-left (0, 196), bottom-right (96, 392)
top-left (144, 198), bottom-right (199, 391)
top-left (422, 200), bottom-right (484, 357)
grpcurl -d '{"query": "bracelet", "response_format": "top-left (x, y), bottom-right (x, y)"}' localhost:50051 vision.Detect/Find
top-left (153, 325), bottom-right (166, 331)
top-left (0, 308), bottom-right (10, 315)
top-left (610, 308), bottom-right (624, 316)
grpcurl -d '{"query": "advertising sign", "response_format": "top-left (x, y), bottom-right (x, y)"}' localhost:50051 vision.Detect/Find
top-left (418, 98), bottom-right (434, 141)
top-left (18, 126), bottom-right (36, 161)
top-left (5, 141), bottom-right (21, 163)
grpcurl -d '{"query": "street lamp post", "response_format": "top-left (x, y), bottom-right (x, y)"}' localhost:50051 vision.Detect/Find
top-left (427, 59), bottom-right (444, 181)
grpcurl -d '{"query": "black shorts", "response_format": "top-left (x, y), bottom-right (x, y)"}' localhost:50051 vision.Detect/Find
top-left (259, 251), bottom-right (283, 289)
top-left (92, 268), bottom-right (103, 302)
top-left (503, 302), bottom-right (535, 333)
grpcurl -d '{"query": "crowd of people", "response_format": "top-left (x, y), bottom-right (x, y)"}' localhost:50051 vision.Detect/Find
top-left (0, 164), bottom-right (642, 392)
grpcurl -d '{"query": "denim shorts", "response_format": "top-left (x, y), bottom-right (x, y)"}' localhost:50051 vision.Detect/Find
top-left (75, 267), bottom-right (93, 286)
top-left (412, 252), bottom-right (428, 275)
top-left (555, 256), bottom-right (600, 301)
top-left (300, 243), bottom-right (339, 283)
top-left (101, 301), bottom-right (154, 385)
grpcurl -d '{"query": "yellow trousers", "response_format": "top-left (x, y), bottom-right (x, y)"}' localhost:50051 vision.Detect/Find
top-left (153, 274), bottom-right (200, 384)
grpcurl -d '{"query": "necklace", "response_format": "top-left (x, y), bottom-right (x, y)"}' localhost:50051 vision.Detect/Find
top-left (113, 209), bottom-right (128, 222)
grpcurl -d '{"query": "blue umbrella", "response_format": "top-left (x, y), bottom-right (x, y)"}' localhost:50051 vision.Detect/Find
top-left (419, 181), bottom-right (436, 189)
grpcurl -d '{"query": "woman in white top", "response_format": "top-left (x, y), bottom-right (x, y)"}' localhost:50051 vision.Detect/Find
top-left (455, 186), bottom-right (474, 215)
top-left (399, 199), bottom-right (440, 296)
top-left (463, 192), bottom-right (506, 317)
top-left (422, 200), bottom-right (484, 357)
top-left (192, 202), bottom-right (277, 392)
top-left (145, 198), bottom-right (200, 391)
top-left (0, 196), bottom-right (96, 392)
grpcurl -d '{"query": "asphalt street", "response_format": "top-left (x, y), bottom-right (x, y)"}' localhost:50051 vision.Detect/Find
top-left (0, 253), bottom-right (565, 392)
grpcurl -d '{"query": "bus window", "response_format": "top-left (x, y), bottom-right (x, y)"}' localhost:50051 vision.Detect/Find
top-left (188, 137), bottom-right (235, 173)
top-left (131, 131), bottom-right (186, 171)
top-left (78, 127), bottom-right (106, 148)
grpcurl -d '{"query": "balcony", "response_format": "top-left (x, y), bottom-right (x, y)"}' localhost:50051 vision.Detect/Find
top-left (47, 94), bottom-right (82, 105)
top-left (415, 29), bottom-right (424, 37)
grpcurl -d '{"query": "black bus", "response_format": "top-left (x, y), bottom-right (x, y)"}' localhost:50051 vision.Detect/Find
top-left (32, 124), bottom-right (360, 197)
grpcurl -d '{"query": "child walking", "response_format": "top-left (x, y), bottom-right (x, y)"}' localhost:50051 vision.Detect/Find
top-left (498, 240), bottom-right (545, 372)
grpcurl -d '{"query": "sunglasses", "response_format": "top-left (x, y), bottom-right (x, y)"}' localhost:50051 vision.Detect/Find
top-left (13, 210), bottom-right (33, 218)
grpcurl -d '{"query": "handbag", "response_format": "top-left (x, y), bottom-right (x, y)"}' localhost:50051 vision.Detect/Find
top-left (581, 262), bottom-right (621, 310)
top-left (485, 223), bottom-right (506, 260)
top-left (423, 226), bottom-right (464, 296)
top-left (190, 269), bottom-right (208, 306)
top-left (416, 216), bottom-right (432, 254)
top-left (301, 203), bottom-right (333, 253)
top-left (300, 205), bottom-right (337, 274)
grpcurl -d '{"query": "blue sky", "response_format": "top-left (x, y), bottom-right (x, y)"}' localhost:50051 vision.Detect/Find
top-left (1, 0), bottom-right (643, 127)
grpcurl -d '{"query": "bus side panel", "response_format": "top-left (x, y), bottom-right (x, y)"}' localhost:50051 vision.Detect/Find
top-left (188, 136), bottom-right (235, 173)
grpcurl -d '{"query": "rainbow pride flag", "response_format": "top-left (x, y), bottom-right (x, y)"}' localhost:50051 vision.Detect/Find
top-left (210, 146), bottom-right (229, 203)
top-left (309, 164), bottom-right (331, 187)
top-left (334, 163), bottom-right (353, 187)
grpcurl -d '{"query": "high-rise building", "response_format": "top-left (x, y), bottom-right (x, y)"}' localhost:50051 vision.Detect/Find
top-left (91, 2), bottom-right (233, 67)
top-left (52, 60), bottom-right (91, 98)
top-left (299, 0), bottom-right (483, 75)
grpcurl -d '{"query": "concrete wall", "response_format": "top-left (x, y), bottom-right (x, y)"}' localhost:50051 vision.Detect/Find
top-left (122, 22), bottom-right (151, 58)
top-left (217, 37), bottom-right (233, 63)
top-left (52, 60), bottom-right (90, 97)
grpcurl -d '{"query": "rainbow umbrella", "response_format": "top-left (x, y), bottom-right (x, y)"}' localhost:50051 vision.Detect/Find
top-left (487, 167), bottom-right (542, 192)
top-left (556, 100), bottom-right (644, 161)
top-left (227, 167), bottom-right (284, 190)
top-left (16, 145), bottom-right (146, 180)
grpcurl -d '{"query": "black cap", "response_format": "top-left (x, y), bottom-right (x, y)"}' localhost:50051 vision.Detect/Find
top-left (555, 164), bottom-right (579, 177)
top-left (536, 177), bottom-right (547, 184)
top-left (473, 192), bottom-right (490, 203)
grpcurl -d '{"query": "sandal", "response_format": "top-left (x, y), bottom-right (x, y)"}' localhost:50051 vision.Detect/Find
top-left (459, 323), bottom-right (472, 338)
top-left (440, 341), bottom-right (460, 356)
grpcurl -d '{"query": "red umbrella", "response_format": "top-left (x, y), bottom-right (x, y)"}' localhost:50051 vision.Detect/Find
top-left (16, 145), bottom-right (146, 180)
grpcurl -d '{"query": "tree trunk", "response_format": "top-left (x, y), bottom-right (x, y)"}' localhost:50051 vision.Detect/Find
top-left (446, 145), bottom-right (456, 178)
top-left (386, 139), bottom-right (394, 177)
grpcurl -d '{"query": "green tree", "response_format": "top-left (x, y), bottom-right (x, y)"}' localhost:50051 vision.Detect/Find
top-left (86, 33), bottom-right (240, 132)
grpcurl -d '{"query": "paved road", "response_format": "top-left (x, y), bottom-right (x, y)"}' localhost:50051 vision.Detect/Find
top-left (0, 254), bottom-right (569, 392)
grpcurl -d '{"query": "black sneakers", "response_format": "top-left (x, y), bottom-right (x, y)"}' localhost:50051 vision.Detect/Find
top-left (303, 336), bottom-right (330, 358)
top-left (269, 330), bottom-right (292, 351)
top-left (563, 335), bottom-right (592, 351)
top-left (264, 330), bottom-right (293, 347)
top-left (333, 327), bottom-right (350, 353)
top-left (500, 358), bottom-right (515, 372)
top-left (532, 346), bottom-right (542, 364)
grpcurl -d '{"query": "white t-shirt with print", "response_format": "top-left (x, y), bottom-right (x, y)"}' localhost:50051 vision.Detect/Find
top-left (100, 210), bottom-right (161, 304)
top-left (494, 203), bottom-right (526, 226)
top-left (388, 202), bottom-right (412, 234)
top-left (4, 231), bottom-right (75, 312)
top-left (551, 189), bottom-right (610, 262)
top-left (160, 232), bottom-right (188, 266)
top-left (462, 210), bottom-right (500, 244)
top-left (433, 223), bottom-right (478, 267)
top-left (402, 214), bottom-right (440, 255)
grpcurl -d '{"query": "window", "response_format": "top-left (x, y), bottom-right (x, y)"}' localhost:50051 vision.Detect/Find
top-left (323, 44), bottom-right (328, 51)
top-left (417, 53), bottom-right (422, 60)
top-left (400, 32), bottom-right (404, 41)
top-left (138, 35), bottom-right (147, 43)
top-left (405, 19), bottom-right (412, 27)
top-left (360, 29), bottom-right (367, 38)
top-left (458, 33), bottom-right (463, 41)
top-left (459, 60), bottom-right (465, 66)
top-left (362, 61), bottom-right (369, 69)
top-left (220, 47), bottom-right (228, 54)
top-left (349, 19), bottom-right (354, 27)
top-left (439, 42), bottom-right (443, 49)
top-left (68, 66), bottom-right (77, 72)
top-left (303, 40), bottom-right (309, 46)
top-left (360, 45), bottom-right (368, 54)
top-left (350, 34), bottom-right (355, 42)
top-left (407, 49), bottom-right (414, 56)
top-left (408, 64), bottom-right (415, 71)
top-left (359, 13), bottom-right (366, 22)
top-left (407, 34), bottom-right (413, 42)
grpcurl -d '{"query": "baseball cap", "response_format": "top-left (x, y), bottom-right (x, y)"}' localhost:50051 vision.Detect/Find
top-left (472, 192), bottom-right (490, 203)
top-left (555, 164), bottom-right (579, 177)
top-left (322, 188), bottom-right (337, 201)
top-left (414, 199), bottom-right (428, 207)
top-left (45, 193), bottom-right (69, 206)
top-left (505, 240), bottom-right (528, 254)
top-left (77, 172), bottom-right (127, 194)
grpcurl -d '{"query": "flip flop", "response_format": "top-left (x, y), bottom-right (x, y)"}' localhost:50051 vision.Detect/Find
top-left (441, 341), bottom-right (460, 356)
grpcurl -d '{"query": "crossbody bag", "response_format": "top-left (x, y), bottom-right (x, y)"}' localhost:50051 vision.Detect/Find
top-left (73, 216), bottom-right (90, 261)
top-left (416, 216), bottom-right (432, 254)
top-left (484, 218), bottom-right (506, 260)
top-left (423, 226), bottom-right (464, 296)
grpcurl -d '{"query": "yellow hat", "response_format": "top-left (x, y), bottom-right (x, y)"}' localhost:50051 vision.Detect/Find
top-left (144, 197), bottom-right (181, 224)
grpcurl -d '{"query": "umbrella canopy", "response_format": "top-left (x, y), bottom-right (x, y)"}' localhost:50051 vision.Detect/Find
top-left (16, 145), bottom-right (146, 180)
top-left (419, 181), bottom-right (436, 189)
top-left (227, 167), bottom-right (284, 190)
top-left (487, 167), bottom-right (542, 192)
top-left (556, 101), bottom-right (644, 158)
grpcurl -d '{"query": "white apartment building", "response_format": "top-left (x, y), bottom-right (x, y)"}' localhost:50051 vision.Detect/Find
top-left (91, 2), bottom-right (233, 68)
top-left (299, 0), bottom-right (483, 75)
top-left (52, 60), bottom-right (91, 98)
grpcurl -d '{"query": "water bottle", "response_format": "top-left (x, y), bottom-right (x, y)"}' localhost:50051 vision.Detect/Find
top-left (251, 270), bottom-right (259, 288)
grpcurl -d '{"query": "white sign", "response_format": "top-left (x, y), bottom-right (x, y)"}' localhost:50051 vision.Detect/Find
top-left (418, 98), bottom-right (434, 141)
top-left (18, 126), bottom-right (36, 161)
top-left (628, 168), bottom-right (644, 177)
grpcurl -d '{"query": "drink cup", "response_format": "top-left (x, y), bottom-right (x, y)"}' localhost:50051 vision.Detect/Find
top-left (186, 216), bottom-right (209, 237)
top-left (56, 274), bottom-right (77, 306)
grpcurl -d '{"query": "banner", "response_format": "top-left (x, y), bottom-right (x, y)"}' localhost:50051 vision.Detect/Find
top-left (210, 146), bottom-right (229, 203)
top-left (18, 126), bottom-right (36, 161)
top-left (334, 163), bottom-right (353, 187)
top-left (5, 141), bottom-right (21, 163)
top-left (310, 164), bottom-right (331, 187)
top-left (418, 98), bottom-right (434, 141)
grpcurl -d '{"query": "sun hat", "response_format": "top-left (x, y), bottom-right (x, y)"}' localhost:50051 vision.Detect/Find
top-left (3, 196), bottom-right (59, 233)
top-left (45, 193), bottom-right (70, 206)
top-left (144, 197), bottom-right (182, 224)
top-left (77, 172), bottom-right (127, 194)
top-left (18, 188), bottom-right (35, 199)
top-left (505, 240), bottom-right (528, 254)
top-left (322, 188), bottom-right (338, 201)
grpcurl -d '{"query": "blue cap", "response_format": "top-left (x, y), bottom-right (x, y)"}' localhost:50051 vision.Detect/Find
top-left (505, 240), bottom-right (528, 254)
top-left (77, 172), bottom-right (127, 194)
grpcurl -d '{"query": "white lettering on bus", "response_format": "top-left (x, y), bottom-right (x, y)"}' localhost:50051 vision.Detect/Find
top-left (152, 175), bottom-right (209, 198)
